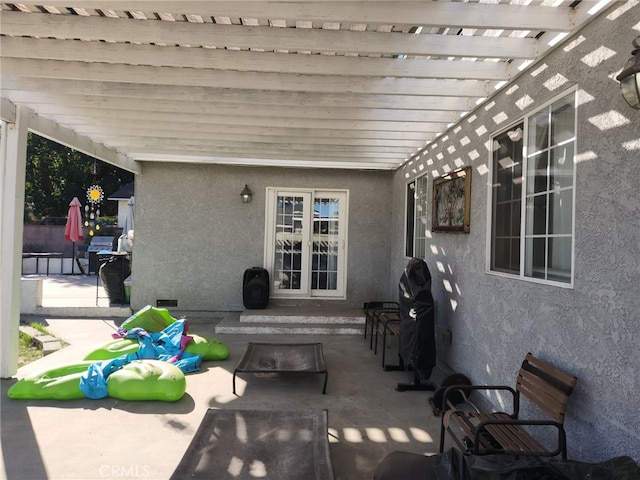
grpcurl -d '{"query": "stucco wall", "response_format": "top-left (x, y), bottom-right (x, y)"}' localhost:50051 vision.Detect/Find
top-left (132, 163), bottom-right (393, 313)
top-left (392, 3), bottom-right (639, 461)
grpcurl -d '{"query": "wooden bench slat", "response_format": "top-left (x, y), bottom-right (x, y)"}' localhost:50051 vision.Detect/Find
top-left (484, 422), bottom-right (546, 454)
top-left (524, 353), bottom-right (578, 388)
top-left (517, 370), bottom-right (570, 423)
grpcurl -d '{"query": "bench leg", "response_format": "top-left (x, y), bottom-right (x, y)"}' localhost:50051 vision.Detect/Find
top-left (232, 370), bottom-right (238, 395)
top-left (439, 415), bottom-right (447, 453)
top-left (322, 372), bottom-right (328, 395)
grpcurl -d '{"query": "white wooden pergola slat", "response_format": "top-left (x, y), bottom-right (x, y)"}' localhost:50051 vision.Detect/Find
top-left (1, 58), bottom-right (492, 97)
top-left (14, 1), bottom-right (575, 31)
top-left (1, 11), bottom-right (540, 59)
top-left (0, 37), bottom-right (513, 80)
top-left (15, 98), bottom-right (461, 124)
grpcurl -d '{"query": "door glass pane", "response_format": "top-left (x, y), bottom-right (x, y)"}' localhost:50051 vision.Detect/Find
top-left (273, 195), bottom-right (304, 291)
top-left (312, 197), bottom-right (339, 291)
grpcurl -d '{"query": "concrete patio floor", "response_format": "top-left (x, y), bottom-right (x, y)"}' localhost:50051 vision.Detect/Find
top-left (3, 276), bottom-right (447, 480)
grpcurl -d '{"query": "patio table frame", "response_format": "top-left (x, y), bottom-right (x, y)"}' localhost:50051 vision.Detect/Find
top-left (233, 342), bottom-right (328, 395)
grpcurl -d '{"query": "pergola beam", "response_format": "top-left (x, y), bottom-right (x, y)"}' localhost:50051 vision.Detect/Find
top-left (27, 112), bottom-right (142, 174)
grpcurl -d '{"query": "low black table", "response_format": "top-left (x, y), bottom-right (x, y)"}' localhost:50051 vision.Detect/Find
top-left (233, 342), bottom-right (328, 395)
top-left (171, 409), bottom-right (335, 479)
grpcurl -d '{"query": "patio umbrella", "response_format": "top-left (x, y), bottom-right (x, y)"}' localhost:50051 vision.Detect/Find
top-left (64, 197), bottom-right (84, 274)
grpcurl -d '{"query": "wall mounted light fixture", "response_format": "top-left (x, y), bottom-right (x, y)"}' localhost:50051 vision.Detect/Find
top-left (616, 36), bottom-right (640, 109)
top-left (240, 184), bottom-right (253, 203)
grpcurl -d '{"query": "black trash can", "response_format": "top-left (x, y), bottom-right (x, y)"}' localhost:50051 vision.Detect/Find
top-left (397, 257), bottom-right (436, 389)
top-left (243, 267), bottom-right (270, 309)
top-left (99, 254), bottom-right (131, 304)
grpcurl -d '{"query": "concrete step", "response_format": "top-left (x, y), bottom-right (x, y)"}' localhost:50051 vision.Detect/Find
top-left (240, 306), bottom-right (365, 325)
top-left (19, 325), bottom-right (63, 355)
top-left (216, 312), bottom-right (365, 335)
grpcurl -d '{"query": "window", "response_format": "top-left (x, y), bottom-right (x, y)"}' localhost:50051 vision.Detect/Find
top-left (405, 175), bottom-right (429, 259)
top-left (490, 90), bottom-right (576, 285)
top-left (405, 181), bottom-right (415, 257)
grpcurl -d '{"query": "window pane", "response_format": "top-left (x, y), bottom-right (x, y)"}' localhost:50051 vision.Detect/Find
top-left (511, 201), bottom-right (521, 236)
top-left (525, 237), bottom-right (546, 279)
top-left (274, 195), bottom-right (304, 291)
top-left (548, 237), bottom-right (572, 283)
top-left (527, 152), bottom-right (549, 194)
top-left (527, 194), bottom-right (548, 236)
top-left (549, 190), bottom-right (572, 235)
top-left (491, 124), bottom-right (523, 274)
top-left (312, 197), bottom-right (339, 291)
top-left (551, 97), bottom-right (575, 145)
top-left (551, 145), bottom-right (574, 190)
top-left (414, 175), bottom-right (429, 259)
top-left (495, 203), bottom-right (511, 236)
top-left (492, 238), bottom-right (520, 274)
top-left (405, 182), bottom-right (415, 257)
top-left (528, 111), bottom-right (549, 153)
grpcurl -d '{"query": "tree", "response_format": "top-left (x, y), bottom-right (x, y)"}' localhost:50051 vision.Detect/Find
top-left (24, 133), bottom-right (133, 223)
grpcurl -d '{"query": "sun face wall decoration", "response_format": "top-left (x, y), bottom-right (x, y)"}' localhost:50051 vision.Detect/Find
top-left (85, 184), bottom-right (104, 236)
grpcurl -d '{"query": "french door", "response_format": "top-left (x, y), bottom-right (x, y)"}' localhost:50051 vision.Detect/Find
top-left (265, 188), bottom-right (348, 299)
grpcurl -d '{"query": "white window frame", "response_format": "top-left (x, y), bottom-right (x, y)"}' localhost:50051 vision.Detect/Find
top-left (405, 174), bottom-right (429, 259)
top-left (486, 87), bottom-right (577, 288)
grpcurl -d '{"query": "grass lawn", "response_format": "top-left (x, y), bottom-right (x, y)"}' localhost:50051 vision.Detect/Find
top-left (18, 323), bottom-right (68, 368)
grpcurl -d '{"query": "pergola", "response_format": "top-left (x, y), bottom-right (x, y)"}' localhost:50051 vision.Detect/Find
top-left (0, 1), bottom-right (612, 170)
top-left (0, 0), bottom-right (616, 376)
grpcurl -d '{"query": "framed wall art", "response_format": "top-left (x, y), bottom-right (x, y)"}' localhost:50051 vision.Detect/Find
top-left (432, 167), bottom-right (471, 233)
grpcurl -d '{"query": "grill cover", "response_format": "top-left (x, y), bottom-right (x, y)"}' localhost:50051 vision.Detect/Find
top-left (398, 257), bottom-right (436, 380)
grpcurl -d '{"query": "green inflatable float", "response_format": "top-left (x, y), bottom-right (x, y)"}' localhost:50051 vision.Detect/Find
top-left (108, 360), bottom-right (186, 401)
top-left (8, 306), bottom-right (226, 401)
top-left (7, 361), bottom-right (93, 400)
top-left (84, 333), bottom-right (229, 362)
top-left (120, 305), bottom-right (177, 332)
top-left (8, 360), bottom-right (186, 401)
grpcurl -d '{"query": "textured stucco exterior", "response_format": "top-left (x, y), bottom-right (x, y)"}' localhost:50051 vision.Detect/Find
top-left (391, 4), bottom-right (639, 462)
top-left (132, 163), bottom-right (394, 312)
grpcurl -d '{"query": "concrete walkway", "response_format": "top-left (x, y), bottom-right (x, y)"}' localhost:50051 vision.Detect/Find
top-left (21, 274), bottom-right (132, 318)
top-left (2, 313), bottom-right (446, 480)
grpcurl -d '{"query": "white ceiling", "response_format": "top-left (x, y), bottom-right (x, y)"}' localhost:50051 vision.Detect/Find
top-left (0, 1), bottom-right (614, 171)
